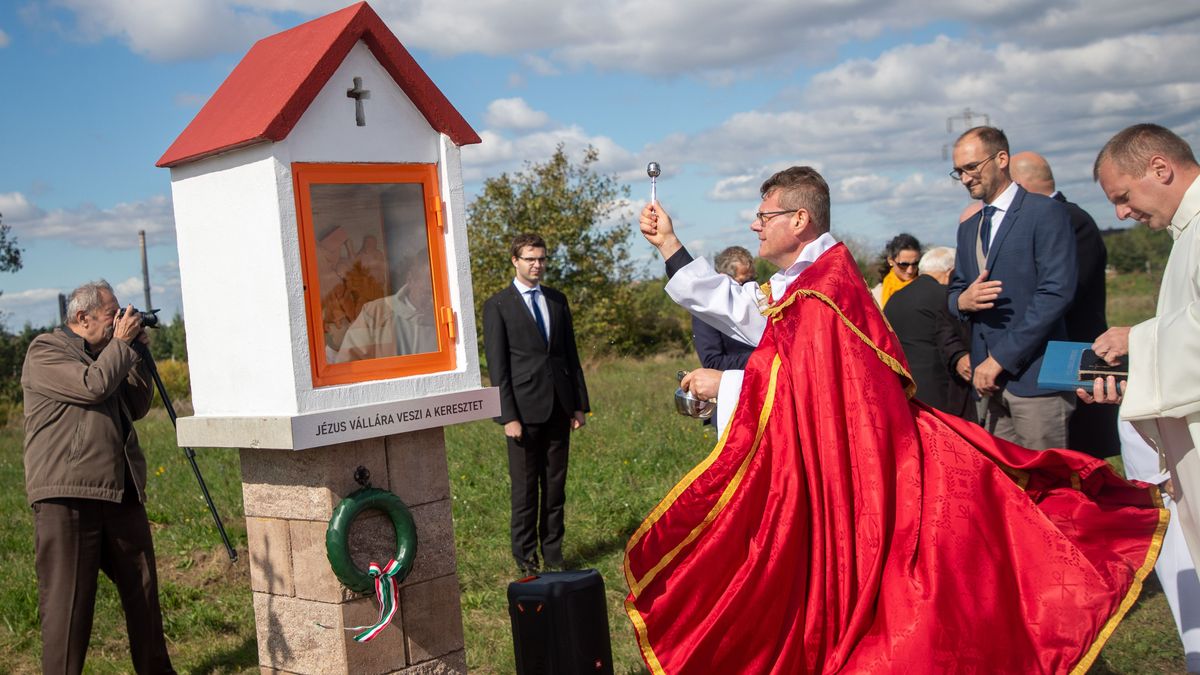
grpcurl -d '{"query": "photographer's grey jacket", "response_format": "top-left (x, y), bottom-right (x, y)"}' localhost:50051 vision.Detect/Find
top-left (21, 327), bottom-right (154, 505)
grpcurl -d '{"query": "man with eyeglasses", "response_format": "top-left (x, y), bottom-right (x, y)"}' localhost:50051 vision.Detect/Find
top-left (947, 126), bottom-right (1078, 450)
top-left (624, 166), bottom-right (1162, 673)
top-left (483, 233), bottom-right (589, 575)
top-left (640, 166), bottom-right (839, 432)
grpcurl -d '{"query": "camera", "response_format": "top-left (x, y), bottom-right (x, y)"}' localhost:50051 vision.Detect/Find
top-left (117, 307), bottom-right (161, 328)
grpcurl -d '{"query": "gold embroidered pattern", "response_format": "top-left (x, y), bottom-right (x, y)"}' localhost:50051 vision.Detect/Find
top-left (762, 288), bottom-right (916, 399)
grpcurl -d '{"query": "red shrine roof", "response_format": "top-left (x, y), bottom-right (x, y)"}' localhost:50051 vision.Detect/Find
top-left (157, 1), bottom-right (479, 168)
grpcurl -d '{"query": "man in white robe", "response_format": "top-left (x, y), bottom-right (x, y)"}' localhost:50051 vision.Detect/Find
top-left (1084, 123), bottom-right (1200, 567)
top-left (639, 166), bottom-right (837, 430)
top-left (1119, 420), bottom-right (1200, 671)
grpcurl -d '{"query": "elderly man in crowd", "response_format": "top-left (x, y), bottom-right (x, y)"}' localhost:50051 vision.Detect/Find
top-left (1086, 123), bottom-right (1200, 567)
top-left (22, 280), bottom-right (175, 674)
top-left (884, 246), bottom-right (975, 421)
top-left (692, 245), bottom-right (756, 372)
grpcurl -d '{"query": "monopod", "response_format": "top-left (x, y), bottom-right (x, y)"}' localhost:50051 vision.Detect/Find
top-left (135, 341), bottom-right (239, 562)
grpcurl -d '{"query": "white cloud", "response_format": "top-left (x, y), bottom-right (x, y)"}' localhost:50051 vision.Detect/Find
top-left (484, 98), bottom-right (551, 131)
top-left (39, 0), bottom-right (1199, 77)
top-left (0, 27), bottom-right (10, 48)
top-left (2, 193), bottom-right (175, 249)
top-left (42, 0), bottom-right (277, 61)
top-left (643, 23), bottom-right (1200, 247)
top-left (112, 276), bottom-right (145, 300)
top-left (113, 261), bottom-right (183, 316)
top-left (837, 174), bottom-right (895, 203)
top-left (461, 127), bottom-right (635, 183)
top-left (709, 173), bottom-right (768, 202)
top-left (0, 192), bottom-right (43, 221)
top-left (0, 287), bottom-right (65, 329)
top-left (521, 54), bottom-right (560, 77)
top-left (0, 261), bottom-right (183, 329)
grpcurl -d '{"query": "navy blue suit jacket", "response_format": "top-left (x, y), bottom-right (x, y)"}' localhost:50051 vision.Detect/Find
top-left (692, 316), bottom-right (755, 371)
top-left (947, 185), bottom-right (1077, 397)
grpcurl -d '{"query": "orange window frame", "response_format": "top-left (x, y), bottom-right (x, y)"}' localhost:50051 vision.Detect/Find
top-left (293, 162), bottom-right (456, 387)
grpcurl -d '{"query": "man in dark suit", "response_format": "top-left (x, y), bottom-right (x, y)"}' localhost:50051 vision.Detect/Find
top-left (884, 246), bottom-right (976, 422)
top-left (692, 246), bottom-right (757, 371)
top-left (948, 126), bottom-right (1078, 450)
top-left (483, 233), bottom-right (589, 574)
top-left (1010, 151), bottom-right (1119, 457)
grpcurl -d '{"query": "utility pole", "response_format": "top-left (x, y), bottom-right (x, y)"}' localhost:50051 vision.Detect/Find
top-left (57, 293), bottom-right (67, 325)
top-left (943, 107), bottom-right (992, 160)
top-left (139, 230), bottom-right (153, 310)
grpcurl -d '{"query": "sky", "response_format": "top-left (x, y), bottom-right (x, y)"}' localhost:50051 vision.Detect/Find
top-left (2, 0), bottom-right (1199, 329)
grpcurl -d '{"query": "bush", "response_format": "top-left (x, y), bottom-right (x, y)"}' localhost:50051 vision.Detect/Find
top-left (1104, 226), bottom-right (1173, 274)
top-left (152, 359), bottom-right (191, 407)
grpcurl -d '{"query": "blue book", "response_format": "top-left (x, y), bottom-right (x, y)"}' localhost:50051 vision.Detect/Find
top-left (1038, 341), bottom-right (1128, 392)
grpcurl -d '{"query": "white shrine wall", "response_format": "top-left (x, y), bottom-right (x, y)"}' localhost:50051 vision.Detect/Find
top-left (168, 40), bottom-right (490, 449)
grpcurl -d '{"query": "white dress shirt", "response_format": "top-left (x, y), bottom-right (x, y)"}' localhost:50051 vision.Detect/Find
top-left (984, 181), bottom-right (1019, 251)
top-left (513, 278), bottom-right (551, 341)
top-left (665, 233), bottom-right (840, 432)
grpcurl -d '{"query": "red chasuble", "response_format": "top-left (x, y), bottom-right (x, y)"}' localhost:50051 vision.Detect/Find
top-left (624, 244), bottom-right (1165, 674)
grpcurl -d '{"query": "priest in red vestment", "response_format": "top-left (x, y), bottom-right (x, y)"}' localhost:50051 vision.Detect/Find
top-left (626, 166), bottom-right (1166, 674)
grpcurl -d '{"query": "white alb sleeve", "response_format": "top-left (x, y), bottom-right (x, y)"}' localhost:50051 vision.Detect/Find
top-left (665, 257), bottom-right (765, 346)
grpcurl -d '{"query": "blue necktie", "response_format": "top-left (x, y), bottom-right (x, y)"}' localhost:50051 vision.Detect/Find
top-left (529, 289), bottom-right (548, 344)
top-left (980, 205), bottom-right (998, 257)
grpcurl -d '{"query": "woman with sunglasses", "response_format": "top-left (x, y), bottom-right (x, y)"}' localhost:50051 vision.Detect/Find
top-left (871, 233), bottom-right (922, 308)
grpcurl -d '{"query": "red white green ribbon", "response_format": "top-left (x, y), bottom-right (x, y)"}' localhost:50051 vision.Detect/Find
top-left (353, 559), bottom-right (403, 642)
top-left (317, 559), bottom-right (403, 642)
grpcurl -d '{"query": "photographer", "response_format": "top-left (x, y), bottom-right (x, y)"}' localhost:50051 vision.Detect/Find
top-left (21, 280), bottom-right (175, 674)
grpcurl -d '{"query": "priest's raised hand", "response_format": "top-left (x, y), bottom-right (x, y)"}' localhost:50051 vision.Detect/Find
top-left (639, 202), bottom-right (683, 260)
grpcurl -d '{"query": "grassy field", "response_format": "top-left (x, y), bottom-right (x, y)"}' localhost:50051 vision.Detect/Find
top-left (1105, 269), bottom-right (1163, 328)
top-left (0, 266), bottom-right (1183, 672)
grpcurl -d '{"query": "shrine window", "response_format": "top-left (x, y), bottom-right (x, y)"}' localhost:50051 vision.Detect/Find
top-left (293, 163), bottom-right (455, 387)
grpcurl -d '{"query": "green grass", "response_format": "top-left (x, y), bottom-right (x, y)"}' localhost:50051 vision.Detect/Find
top-left (0, 411), bottom-right (253, 674)
top-left (0, 352), bottom-right (1188, 673)
top-left (447, 355), bottom-right (709, 674)
top-left (1106, 270), bottom-right (1163, 328)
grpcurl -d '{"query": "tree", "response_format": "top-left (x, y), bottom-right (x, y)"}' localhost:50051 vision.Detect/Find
top-left (0, 212), bottom-right (21, 274)
top-left (467, 145), bottom-right (640, 358)
top-left (1104, 225), bottom-right (1173, 274)
top-left (148, 313), bottom-right (188, 361)
top-left (0, 211), bottom-right (25, 332)
top-left (834, 233), bottom-right (879, 285)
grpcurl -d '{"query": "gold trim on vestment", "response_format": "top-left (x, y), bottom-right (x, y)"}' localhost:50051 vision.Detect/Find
top-left (1069, 488), bottom-right (1169, 674)
top-left (998, 464), bottom-right (1031, 490)
top-left (622, 373), bottom-right (738, 592)
top-left (762, 287), bottom-right (916, 399)
top-left (625, 598), bottom-right (667, 675)
top-left (625, 356), bottom-right (782, 598)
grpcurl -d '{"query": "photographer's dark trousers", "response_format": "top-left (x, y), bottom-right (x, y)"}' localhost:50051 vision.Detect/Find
top-left (507, 414), bottom-right (571, 571)
top-left (33, 496), bottom-right (175, 675)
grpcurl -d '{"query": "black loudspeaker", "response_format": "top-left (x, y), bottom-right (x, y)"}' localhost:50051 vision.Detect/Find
top-left (507, 569), bottom-right (614, 675)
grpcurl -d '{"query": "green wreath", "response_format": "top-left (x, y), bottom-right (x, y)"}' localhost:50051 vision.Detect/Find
top-left (325, 487), bottom-right (417, 594)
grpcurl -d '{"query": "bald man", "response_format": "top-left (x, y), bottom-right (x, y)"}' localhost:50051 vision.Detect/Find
top-left (1011, 151), bottom-right (1117, 458)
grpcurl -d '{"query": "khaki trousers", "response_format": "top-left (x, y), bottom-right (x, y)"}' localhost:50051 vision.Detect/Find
top-left (982, 389), bottom-right (1075, 450)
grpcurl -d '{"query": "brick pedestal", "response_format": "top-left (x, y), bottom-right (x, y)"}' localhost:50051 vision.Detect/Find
top-left (240, 428), bottom-right (466, 674)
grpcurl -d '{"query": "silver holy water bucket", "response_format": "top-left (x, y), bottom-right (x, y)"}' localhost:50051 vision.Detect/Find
top-left (674, 370), bottom-right (714, 420)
